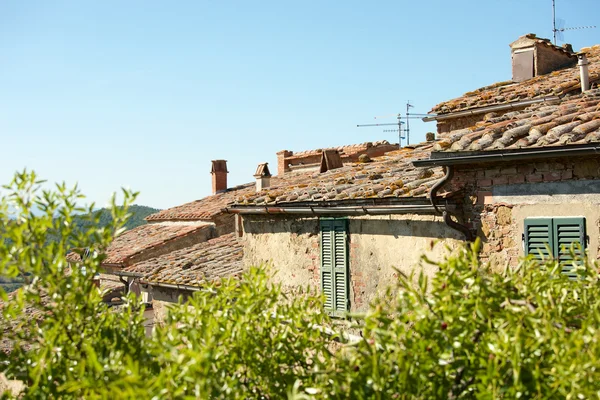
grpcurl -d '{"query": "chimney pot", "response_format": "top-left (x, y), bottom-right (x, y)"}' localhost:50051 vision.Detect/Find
top-left (510, 34), bottom-right (576, 82)
top-left (211, 160), bottom-right (228, 194)
top-left (254, 163), bottom-right (271, 192)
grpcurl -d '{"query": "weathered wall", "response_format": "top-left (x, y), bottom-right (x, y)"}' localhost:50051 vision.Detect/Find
top-left (535, 44), bottom-right (576, 76)
top-left (242, 214), bottom-right (462, 312)
top-left (448, 156), bottom-right (600, 267)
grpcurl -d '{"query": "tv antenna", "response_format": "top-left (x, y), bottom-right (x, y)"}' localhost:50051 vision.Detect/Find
top-left (357, 101), bottom-right (435, 147)
top-left (552, 0), bottom-right (596, 45)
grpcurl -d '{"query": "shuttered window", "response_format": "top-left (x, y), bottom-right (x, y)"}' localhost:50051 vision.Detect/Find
top-left (320, 218), bottom-right (349, 316)
top-left (524, 217), bottom-right (586, 278)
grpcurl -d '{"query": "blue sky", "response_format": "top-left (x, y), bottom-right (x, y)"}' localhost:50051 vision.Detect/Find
top-left (1, 0), bottom-right (598, 209)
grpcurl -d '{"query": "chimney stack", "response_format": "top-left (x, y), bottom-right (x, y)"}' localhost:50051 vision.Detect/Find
top-left (510, 34), bottom-right (576, 82)
top-left (578, 53), bottom-right (590, 92)
top-left (211, 160), bottom-right (228, 194)
top-left (254, 163), bottom-right (271, 192)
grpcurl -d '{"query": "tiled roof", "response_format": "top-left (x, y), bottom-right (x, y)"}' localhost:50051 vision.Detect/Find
top-left (290, 140), bottom-right (394, 158)
top-left (145, 184), bottom-right (256, 221)
top-left (430, 44), bottom-right (600, 115)
top-left (232, 142), bottom-right (442, 205)
top-left (125, 233), bottom-right (243, 287)
top-left (147, 142), bottom-right (441, 219)
top-left (432, 89), bottom-right (600, 152)
top-left (97, 273), bottom-right (123, 292)
top-left (103, 222), bottom-right (211, 265)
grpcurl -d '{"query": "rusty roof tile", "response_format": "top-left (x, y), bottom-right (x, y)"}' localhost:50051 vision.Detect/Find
top-left (433, 89), bottom-right (600, 153)
top-left (125, 233), bottom-right (243, 286)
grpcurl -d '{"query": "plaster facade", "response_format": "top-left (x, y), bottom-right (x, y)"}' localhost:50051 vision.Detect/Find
top-left (241, 214), bottom-right (462, 312)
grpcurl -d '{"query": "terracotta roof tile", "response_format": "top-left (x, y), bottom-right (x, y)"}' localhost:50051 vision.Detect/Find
top-left (103, 222), bottom-right (211, 265)
top-left (125, 233), bottom-right (243, 287)
top-left (430, 44), bottom-right (600, 115)
top-left (97, 273), bottom-right (124, 292)
top-left (146, 141), bottom-right (440, 220)
top-left (432, 89), bottom-right (600, 152)
top-left (233, 142), bottom-right (441, 206)
top-left (145, 185), bottom-right (255, 221)
top-left (289, 140), bottom-right (394, 158)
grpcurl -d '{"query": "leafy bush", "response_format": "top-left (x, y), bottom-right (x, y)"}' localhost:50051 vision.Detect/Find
top-left (1, 170), bottom-right (600, 399)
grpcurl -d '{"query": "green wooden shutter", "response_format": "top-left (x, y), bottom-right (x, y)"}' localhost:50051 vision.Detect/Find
top-left (524, 218), bottom-right (554, 261)
top-left (320, 219), bottom-right (349, 316)
top-left (332, 220), bottom-right (349, 315)
top-left (320, 220), bottom-right (334, 311)
top-left (553, 217), bottom-right (586, 279)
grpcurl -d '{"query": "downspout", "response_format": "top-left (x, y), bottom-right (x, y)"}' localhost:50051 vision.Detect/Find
top-left (428, 166), bottom-right (474, 241)
top-left (119, 276), bottom-right (130, 295)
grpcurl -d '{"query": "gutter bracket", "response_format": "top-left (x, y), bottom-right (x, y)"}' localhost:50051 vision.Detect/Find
top-left (429, 166), bottom-right (474, 242)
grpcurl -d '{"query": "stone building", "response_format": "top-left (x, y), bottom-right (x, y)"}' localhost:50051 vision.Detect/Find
top-left (415, 38), bottom-right (600, 276)
top-left (99, 140), bottom-right (464, 318)
top-left (98, 34), bottom-right (600, 322)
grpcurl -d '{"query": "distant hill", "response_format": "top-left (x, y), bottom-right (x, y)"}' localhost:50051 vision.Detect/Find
top-left (76, 204), bottom-right (161, 232)
top-left (0, 205), bottom-right (160, 293)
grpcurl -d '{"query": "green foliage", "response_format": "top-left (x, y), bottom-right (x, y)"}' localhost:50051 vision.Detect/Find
top-left (0, 170), bottom-right (154, 398)
top-left (318, 242), bottom-right (600, 399)
top-left (1, 170), bottom-right (600, 398)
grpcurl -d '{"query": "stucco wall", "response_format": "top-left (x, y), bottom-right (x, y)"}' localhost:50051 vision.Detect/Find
top-left (242, 214), bottom-right (462, 312)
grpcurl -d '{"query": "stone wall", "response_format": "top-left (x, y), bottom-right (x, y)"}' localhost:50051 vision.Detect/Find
top-left (447, 156), bottom-right (600, 267)
top-left (241, 214), bottom-right (462, 312)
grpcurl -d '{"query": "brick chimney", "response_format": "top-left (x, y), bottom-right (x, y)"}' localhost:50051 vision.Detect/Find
top-left (510, 34), bottom-right (576, 82)
top-left (211, 160), bottom-right (228, 194)
top-left (276, 150), bottom-right (293, 176)
top-left (254, 163), bottom-right (271, 192)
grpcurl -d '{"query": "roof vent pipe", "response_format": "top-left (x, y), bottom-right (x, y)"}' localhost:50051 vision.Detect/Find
top-left (578, 53), bottom-right (590, 92)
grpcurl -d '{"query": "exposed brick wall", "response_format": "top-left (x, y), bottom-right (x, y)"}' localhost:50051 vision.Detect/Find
top-left (446, 156), bottom-right (600, 266)
top-left (534, 44), bottom-right (577, 76)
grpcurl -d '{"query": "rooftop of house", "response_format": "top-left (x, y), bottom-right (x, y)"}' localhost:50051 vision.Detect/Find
top-left (145, 183), bottom-right (256, 221)
top-left (145, 140), bottom-right (441, 220)
top-left (429, 40), bottom-right (600, 116)
top-left (124, 233), bottom-right (243, 287)
top-left (432, 88), bottom-right (600, 153)
top-left (232, 142), bottom-right (441, 206)
top-left (102, 222), bottom-right (211, 265)
top-left (286, 140), bottom-right (396, 158)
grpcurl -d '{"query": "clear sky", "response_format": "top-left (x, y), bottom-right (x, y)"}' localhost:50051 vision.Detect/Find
top-left (1, 0), bottom-right (598, 209)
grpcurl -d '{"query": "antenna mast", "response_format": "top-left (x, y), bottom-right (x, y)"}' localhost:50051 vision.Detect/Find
top-left (552, 0), bottom-right (595, 45)
top-left (553, 0), bottom-right (557, 45)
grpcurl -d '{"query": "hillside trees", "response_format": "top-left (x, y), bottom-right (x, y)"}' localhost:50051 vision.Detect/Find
top-left (1, 170), bottom-right (600, 398)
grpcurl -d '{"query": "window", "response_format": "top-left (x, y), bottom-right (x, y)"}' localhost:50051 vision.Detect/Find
top-left (320, 218), bottom-right (349, 316)
top-left (524, 217), bottom-right (586, 278)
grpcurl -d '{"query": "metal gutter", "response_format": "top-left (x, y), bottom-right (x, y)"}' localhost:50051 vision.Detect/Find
top-left (413, 143), bottom-right (600, 167)
top-left (224, 204), bottom-right (446, 215)
top-left (422, 96), bottom-right (560, 122)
